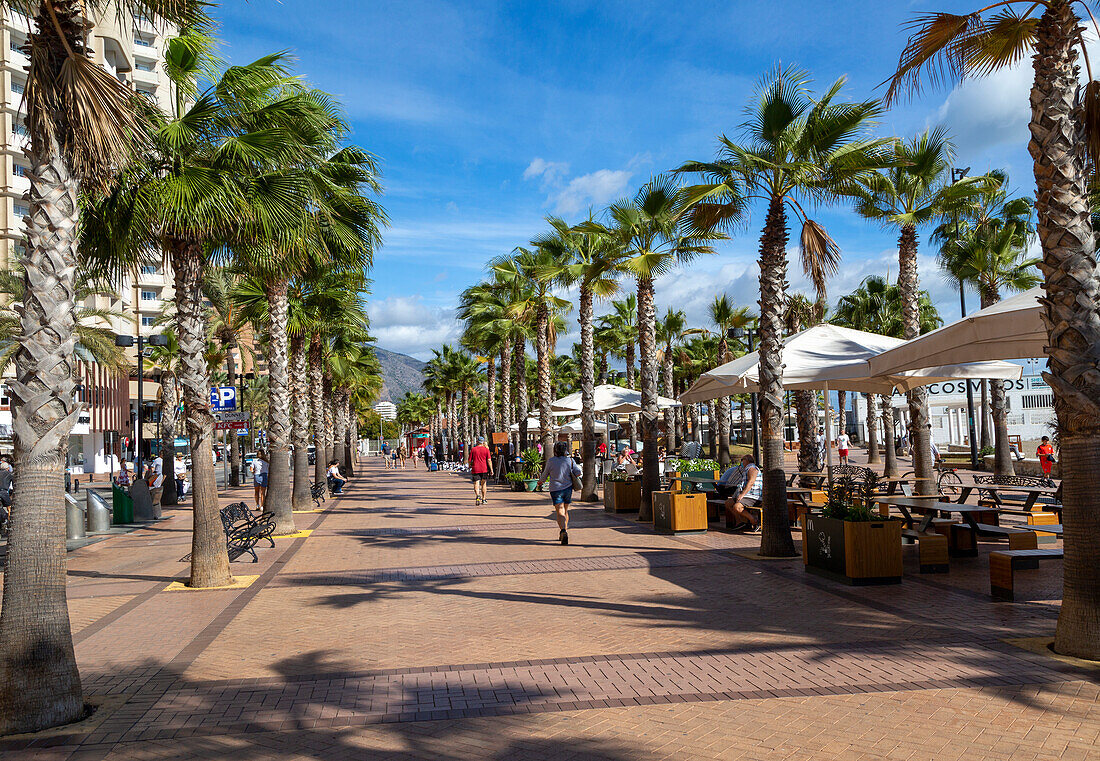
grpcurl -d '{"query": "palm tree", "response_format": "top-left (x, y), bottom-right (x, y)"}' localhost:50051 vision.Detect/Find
top-left (201, 267), bottom-right (250, 487)
top-left (0, 0), bottom-right (203, 734)
top-left (887, 3), bottom-right (1100, 657)
top-left (589, 176), bottom-right (724, 517)
top-left (656, 309), bottom-right (686, 451)
top-left (853, 127), bottom-right (982, 493)
top-left (783, 294), bottom-right (828, 476)
top-left (678, 66), bottom-right (889, 557)
top-left (599, 294), bottom-right (638, 449)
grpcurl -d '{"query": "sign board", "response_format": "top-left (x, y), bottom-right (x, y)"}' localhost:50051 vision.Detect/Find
top-left (491, 432), bottom-right (509, 445)
top-left (215, 411), bottom-right (250, 423)
top-left (215, 420), bottom-right (249, 431)
top-left (237, 428), bottom-right (249, 437)
top-left (173, 437), bottom-right (189, 447)
top-left (210, 386), bottom-right (237, 411)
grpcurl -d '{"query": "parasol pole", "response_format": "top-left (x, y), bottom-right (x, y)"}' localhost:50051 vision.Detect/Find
top-left (824, 381), bottom-right (834, 489)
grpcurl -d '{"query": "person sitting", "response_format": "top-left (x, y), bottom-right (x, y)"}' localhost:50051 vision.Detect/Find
top-left (721, 454), bottom-right (763, 532)
top-left (327, 460), bottom-right (348, 494)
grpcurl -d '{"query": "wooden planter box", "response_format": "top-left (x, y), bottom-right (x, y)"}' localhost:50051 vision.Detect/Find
top-left (652, 491), bottom-right (708, 534)
top-left (803, 515), bottom-right (902, 585)
top-left (604, 479), bottom-right (641, 513)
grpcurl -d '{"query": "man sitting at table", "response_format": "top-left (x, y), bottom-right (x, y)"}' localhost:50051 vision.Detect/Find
top-left (717, 454), bottom-right (763, 532)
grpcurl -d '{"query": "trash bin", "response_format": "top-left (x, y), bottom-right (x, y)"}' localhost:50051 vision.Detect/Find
top-left (111, 484), bottom-right (133, 524)
top-left (86, 489), bottom-right (111, 533)
top-left (65, 494), bottom-right (86, 540)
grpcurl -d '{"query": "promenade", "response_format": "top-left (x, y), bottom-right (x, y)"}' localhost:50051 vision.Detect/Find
top-left (3, 459), bottom-right (1098, 760)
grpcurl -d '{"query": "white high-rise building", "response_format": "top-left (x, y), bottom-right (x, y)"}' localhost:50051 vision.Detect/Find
top-left (0, 5), bottom-right (178, 473)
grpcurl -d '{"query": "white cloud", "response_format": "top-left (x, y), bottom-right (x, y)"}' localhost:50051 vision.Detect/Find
top-left (934, 65), bottom-right (1031, 160)
top-left (523, 158), bottom-right (570, 187)
top-left (368, 295), bottom-right (463, 360)
top-left (551, 169), bottom-right (633, 215)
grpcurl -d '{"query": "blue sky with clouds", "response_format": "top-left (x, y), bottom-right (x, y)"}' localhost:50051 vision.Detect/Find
top-left (213, 0), bottom-right (1039, 359)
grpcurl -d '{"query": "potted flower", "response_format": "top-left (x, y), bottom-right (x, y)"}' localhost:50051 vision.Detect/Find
top-left (604, 470), bottom-right (641, 513)
top-left (804, 474), bottom-right (902, 585)
top-left (504, 473), bottom-right (527, 492)
top-left (518, 447), bottom-right (542, 492)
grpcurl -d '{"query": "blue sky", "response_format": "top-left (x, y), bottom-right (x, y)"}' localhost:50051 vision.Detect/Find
top-left (214, 0), bottom-right (1039, 359)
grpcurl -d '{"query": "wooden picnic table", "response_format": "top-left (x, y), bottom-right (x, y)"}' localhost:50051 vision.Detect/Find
top-left (667, 476), bottom-right (815, 509)
top-left (954, 483), bottom-right (1059, 509)
top-left (876, 498), bottom-right (1024, 557)
top-left (667, 475), bottom-right (718, 493)
top-left (785, 471), bottom-right (827, 487)
top-left (879, 476), bottom-right (933, 497)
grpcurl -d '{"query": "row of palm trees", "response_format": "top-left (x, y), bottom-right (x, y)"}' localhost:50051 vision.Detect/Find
top-left (0, 4), bottom-right (386, 734)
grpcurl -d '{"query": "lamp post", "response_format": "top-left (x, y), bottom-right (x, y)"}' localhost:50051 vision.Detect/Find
top-left (730, 326), bottom-right (761, 464)
top-left (240, 371), bottom-right (254, 479)
top-left (115, 333), bottom-right (169, 475)
top-left (951, 166), bottom-right (980, 469)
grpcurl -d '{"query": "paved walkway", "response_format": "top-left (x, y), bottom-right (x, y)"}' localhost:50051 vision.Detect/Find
top-left (2, 459), bottom-right (1098, 760)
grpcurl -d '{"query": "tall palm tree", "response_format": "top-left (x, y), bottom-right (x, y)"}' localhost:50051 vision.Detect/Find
top-left (201, 267), bottom-right (250, 487)
top-left (599, 294), bottom-right (638, 449)
top-left (887, 2), bottom-right (1100, 657)
top-left (853, 127), bottom-right (982, 493)
top-left (783, 294), bottom-right (828, 476)
top-left (589, 176), bottom-right (724, 517)
top-left (656, 309), bottom-right (687, 451)
top-left (678, 66), bottom-right (889, 557)
top-left (0, 0), bottom-right (202, 734)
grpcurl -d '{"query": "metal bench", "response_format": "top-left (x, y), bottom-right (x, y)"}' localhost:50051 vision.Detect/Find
top-left (989, 548), bottom-right (1064, 601)
top-left (900, 528), bottom-right (949, 574)
top-left (973, 474), bottom-right (1055, 488)
top-left (220, 502), bottom-right (276, 562)
top-left (310, 482), bottom-right (327, 507)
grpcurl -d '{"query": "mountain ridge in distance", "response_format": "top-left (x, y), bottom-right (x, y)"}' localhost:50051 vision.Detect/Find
top-left (373, 346), bottom-right (427, 403)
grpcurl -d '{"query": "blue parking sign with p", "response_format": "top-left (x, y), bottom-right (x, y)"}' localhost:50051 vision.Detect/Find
top-left (211, 386), bottom-right (237, 411)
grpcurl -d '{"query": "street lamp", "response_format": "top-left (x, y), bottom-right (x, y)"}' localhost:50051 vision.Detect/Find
top-left (115, 332), bottom-right (168, 474)
top-left (729, 326), bottom-right (761, 464)
top-left (951, 165), bottom-right (980, 469)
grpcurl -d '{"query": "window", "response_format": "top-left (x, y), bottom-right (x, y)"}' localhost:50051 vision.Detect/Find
top-left (135, 60), bottom-right (155, 72)
top-left (141, 264), bottom-right (159, 275)
top-left (12, 164), bottom-right (26, 177)
top-left (9, 40), bottom-right (24, 55)
top-left (11, 244), bottom-right (26, 257)
top-left (11, 81), bottom-right (24, 94)
top-left (1021, 393), bottom-right (1054, 410)
top-left (141, 315), bottom-right (156, 327)
top-left (12, 123), bottom-right (27, 137)
top-left (137, 88), bottom-right (156, 100)
top-left (141, 290), bottom-right (157, 301)
top-left (134, 36), bottom-right (152, 47)
top-left (12, 204), bottom-right (29, 217)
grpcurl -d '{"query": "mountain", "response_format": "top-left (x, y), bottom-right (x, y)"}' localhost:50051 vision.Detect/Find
top-left (373, 346), bottom-right (427, 402)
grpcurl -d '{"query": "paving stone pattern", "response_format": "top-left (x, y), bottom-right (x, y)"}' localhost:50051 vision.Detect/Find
top-left (1, 458), bottom-right (1097, 760)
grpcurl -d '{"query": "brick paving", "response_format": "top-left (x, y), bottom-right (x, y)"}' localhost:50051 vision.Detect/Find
top-left (0, 456), bottom-right (1097, 760)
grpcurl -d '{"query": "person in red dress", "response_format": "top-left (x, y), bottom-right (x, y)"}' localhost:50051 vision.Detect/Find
top-left (1036, 436), bottom-right (1056, 476)
top-left (469, 436), bottom-right (494, 505)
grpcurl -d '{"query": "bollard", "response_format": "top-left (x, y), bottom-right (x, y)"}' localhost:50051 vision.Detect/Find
top-left (65, 493), bottom-right (86, 540)
top-left (86, 489), bottom-right (112, 533)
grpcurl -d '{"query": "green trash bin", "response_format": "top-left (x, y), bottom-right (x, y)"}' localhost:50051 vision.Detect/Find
top-left (112, 484), bottom-right (134, 524)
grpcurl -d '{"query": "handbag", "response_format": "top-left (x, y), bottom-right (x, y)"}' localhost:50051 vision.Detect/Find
top-left (571, 472), bottom-right (582, 491)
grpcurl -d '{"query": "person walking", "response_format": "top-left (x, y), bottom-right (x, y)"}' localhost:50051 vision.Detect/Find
top-left (469, 436), bottom-right (493, 505)
top-left (1037, 436), bottom-right (1056, 477)
top-left (538, 441), bottom-right (583, 546)
top-left (174, 453), bottom-right (187, 501)
top-left (835, 431), bottom-right (851, 466)
top-left (424, 442), bottom-right (434, 470)
top-left (398, 444), bottom-right (408, 469)
top-left (382, 440), bottom-right (391, 468)
top-left (252, 450), bottom-right (269, 509)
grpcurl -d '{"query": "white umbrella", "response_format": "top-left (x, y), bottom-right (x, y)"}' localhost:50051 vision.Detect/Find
top-left (508, 417), bottom-right (559, 433)
top-left (552, 384), bottom-right (680, 414)
top-left (557, 417), bottom-right (619, 435)
top-left (680, 323), bottom-right (1023, 402)
top-left (867, 287), bottom-right (1044, 375)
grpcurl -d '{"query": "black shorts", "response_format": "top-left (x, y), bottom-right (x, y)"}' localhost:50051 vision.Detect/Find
top-left (471, 472), bottom-right (488, 482)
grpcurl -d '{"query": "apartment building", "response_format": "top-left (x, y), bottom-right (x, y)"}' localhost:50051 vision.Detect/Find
top-left (0, 5), bottom-right (178, 473)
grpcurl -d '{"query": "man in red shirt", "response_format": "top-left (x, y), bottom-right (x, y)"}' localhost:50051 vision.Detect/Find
top-left (469, 436), bottom-right (494, 505)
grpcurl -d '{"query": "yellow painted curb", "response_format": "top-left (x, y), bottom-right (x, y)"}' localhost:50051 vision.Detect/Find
top-left (292, 509), bottom-right (326, 513)
top-left (165, 575), bottom-right (259, 592)
top-left (274, 529), bottom-right (313, 539)
top-left (1004, 637), bottom-right (1100, 670)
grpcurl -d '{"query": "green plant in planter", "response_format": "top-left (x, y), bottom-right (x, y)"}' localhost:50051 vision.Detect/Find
top-left (519, 447), bottom-right (543, 480)
top-left (604, 471), bottom-right (635, 482)
top-left (667, 458), bottom-right (720, 473)
top-left (824, 473), bottom-right (892, 522)
top-left (504, 473), bottom-right (525, 483)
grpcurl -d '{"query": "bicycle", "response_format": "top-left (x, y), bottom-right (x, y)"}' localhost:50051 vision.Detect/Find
top-left (900, 465), bottom-right (962, 497)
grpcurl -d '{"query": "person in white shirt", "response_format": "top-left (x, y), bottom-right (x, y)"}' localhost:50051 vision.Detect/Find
top-left (173, 454), bottom-right (187, 500)
top-left (836, 432), bottom-right (852, 465)
top-left (327, 460), bottom-right (347, 494)
top-left (722, 454), bottom-right (764, 532)
top-left (252, 451), bottom-right (270, 509)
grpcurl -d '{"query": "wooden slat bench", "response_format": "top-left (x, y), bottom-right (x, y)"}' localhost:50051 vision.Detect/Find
top-left (950, 522), bottom-right (1039, 553)
top-left (990, 548), bottom-right (1064, 601)
top-left (901, 528), bottom-right (949, 573)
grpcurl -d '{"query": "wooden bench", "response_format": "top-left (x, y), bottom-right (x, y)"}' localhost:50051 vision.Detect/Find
top-left (901, 528), bottom-right (949, 574)
top-left (949, 522), bottom-right (1038, 553)
top-left (990, 548), bottom-right (1064, 601)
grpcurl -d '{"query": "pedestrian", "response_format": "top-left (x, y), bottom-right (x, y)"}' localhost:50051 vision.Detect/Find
top-left (424, 442), bottom-right (435, 470)
top-left (722, 453), bottom-right (763, 532)
top-left (469, 435), bottom-right (493, 505)
top-left (1037, 436), bottom-right (1056, 477)
top-left (538, 441), bottom-right (582, 546)
top-left (835, 430), bottom-right (851, 466)
top-left (146, 458), bottom-right (164, 514)
top-left (174, 453), bottom-right (187, 500)
top-left (327, 460), bottom-right (347, 494)
top-left (399, 444), bottom-right (408, 469)
top-left (252, 449), bottom-right (269, 509)
top-left (116, 461), bottom-right (132, 489)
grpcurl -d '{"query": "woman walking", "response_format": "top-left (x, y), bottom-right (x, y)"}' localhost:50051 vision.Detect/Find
top-left (537, 441), bottom-right (582, 546)
top-left (252, 450), bottom-right (269, 509)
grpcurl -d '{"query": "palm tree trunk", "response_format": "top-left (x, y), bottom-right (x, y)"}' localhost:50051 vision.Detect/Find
top-left (897, 224), bottom-right (934, 494)
top-left (461, 389), bottom-right (470, 452)
top-left (626, 344), bottom-right (637, 452)
top-left (226, 343), bottom-right (241, 486)
top-left (263, 279), bottom-right (295, 535)
top-left (663, 352), bottom-right (676, 452)
top-left (290, 336), bottom-right (311, 510)
top-left (990, 379), bottom-right (1014, 477)
top-left (514, 339), bottom-right (528, 451)
top-left (172, 238), bottom-right (231, 587)
top-left (1027, 0), bottom-right (1100, 659)
top-left (579, 287), bottom-right (598, 501)
top-left (333, 389), bottom-right (347, 470)
top-left (500, 339), bottom-right (512, 452)
top-left (636, 277), bottom-right (660, 518)
top-left (704, 401), bottom-right (716, 458)
top-left (690, 402), bottom-right (701, 445)
top-left (342, 394), bottom-right (354, 476)
top-left (536, 302), bottom-right (553, 455)
top-left (795, 390), bottom-right (819, 476)
top-left (979, 380), bottom-right (992, 450)
top-left (865, 393), bottom-right (880, 464)
top-left (486, 355), bottom-right (496, 433)
top-left (598, 352), bottom-right (608, 385)
top-left (323, 378), bottom-right (334, 466)
top-left (0, 133), bottom-right (83, 733)
top-left (756, 196), bottom-right (796, 557)
top-left (716, 396), bottom-right (731, 467)
top-left (881, 395), bottom-right (898, 478)
top-left (310, 334), bottom-right (326, 486)
top-left (159, 373), bottom-right (179, 507)
top-left (837, 390), bottom-right (847, 442)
